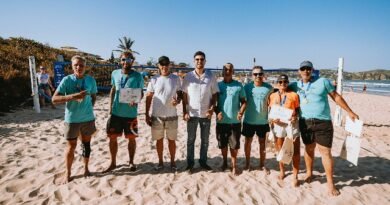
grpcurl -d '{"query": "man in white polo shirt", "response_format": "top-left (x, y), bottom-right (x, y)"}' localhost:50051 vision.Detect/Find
top-left (145, 56), bottom-right (182, 172)
top-left (182, 51), bottom-right (219, 173)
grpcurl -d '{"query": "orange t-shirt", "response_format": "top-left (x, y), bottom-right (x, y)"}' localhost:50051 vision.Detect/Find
top-left (269, 91), bottom-right (299, 111)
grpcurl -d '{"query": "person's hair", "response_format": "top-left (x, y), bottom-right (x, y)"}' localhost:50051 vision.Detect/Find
top-left (193, 51), bottom-right (206, 59)
top-left (120, 51), bottom-right (135, 60)
top-left (223, 63), bottom-right (234, 74)
top-left (71, 55), bottom-right (86, 66)
top-left (252, 65), bottom-right (263, 71)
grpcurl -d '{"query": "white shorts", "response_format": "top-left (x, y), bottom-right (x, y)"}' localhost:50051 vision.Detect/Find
top-left (272, 121), bottom-right (300, 138)
top-left (151, 116), bottom-right (178, 140)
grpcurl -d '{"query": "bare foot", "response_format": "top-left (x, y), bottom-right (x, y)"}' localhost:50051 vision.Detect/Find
top-left (84, 170), bottom-right (91, 178)
top-left (56, 172), bottom-right (72, 185)
top-left (103, 164), bottom-right (116, 173)
top-left (129, 163), bottom-right (137, 172)
top-left (292, 177), bottom-right (300, 187)
top-left (304, 175), bottom-right (314, 183)
top-left (244, 162), bottom-right (251, 171)
top-left (278, 172), bottom-right (285, 180)
top-left (328, 186), bottom-right (340, 196)
top-left (221, 162), bottom-right (228, 171)
top-left (232, 167), bottom-right (241, 176)
top-left (260, 166), bottom-right (270, 175)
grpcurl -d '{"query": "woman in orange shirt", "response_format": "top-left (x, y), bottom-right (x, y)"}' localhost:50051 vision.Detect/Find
top-left (269, 74), bottom-right (300, 187)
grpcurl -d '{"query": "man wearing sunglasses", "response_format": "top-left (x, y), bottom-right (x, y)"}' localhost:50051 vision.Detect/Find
top-left (182, 51), bottom-right (219, 173)
top-left (242, 66), bottom-right (273, 173)
top-left (104, 51), bottom-right (144, 173)
top-left (145, 56), bottom-right (182, 172)
top-left (289, 60), bottom-right (359, 196)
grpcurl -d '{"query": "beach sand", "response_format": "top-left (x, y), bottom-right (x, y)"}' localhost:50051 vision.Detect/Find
top-left (0, 92), bottom-right (389, 204)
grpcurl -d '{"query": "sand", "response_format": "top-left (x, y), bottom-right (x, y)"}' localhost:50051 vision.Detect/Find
top-left (0, 91), bottom-right (389, 205)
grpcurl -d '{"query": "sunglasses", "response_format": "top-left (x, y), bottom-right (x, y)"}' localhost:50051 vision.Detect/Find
top-left (160, 63), bottom-right (169, 66)
top-left (278, 80), bottom-right (289, 84)
top-left (253, 72), bottom-right (263, 77)
top-left (300, 67), bottom-right (312, 71)
top-left (121, 58), bottom-right (134, 63)
top-left (195, 58), bottom-right (205, 61)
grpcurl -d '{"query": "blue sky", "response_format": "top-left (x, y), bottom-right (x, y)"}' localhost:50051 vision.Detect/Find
top-left (1, 0), bottom-right (389, 71)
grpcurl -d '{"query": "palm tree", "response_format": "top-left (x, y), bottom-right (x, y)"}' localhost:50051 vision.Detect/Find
top-left (113, 36), bottom-right (139, 55)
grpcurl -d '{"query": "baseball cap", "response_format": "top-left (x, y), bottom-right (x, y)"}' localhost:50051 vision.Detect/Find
top-left (277, 74), bottom-right (289, 82)
top-left (158, 56), bottom-right (170, 65)
top-left (299, 60), bottom-right (313, 69)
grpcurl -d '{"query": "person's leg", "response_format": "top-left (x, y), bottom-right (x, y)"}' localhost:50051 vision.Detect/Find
top-left (292, 138), bottom-right (301, 187)
top-left (103, 136), bottom-right (118, 173)
top-left (221, 147), bottom-right (228, 171)
top-left (186, 117), bottom-right (198, 170)
top-left (317, 144), bottom-right (340, 196)
top-left (304, 143), bottom-right (316, 182)
top-left (44, 88), bottom-right (56, 108)
top-left (156, 138), bottom-right (164, 167)
top-left (128, 137), bottom-right (136, 167)
top-left (244, 137), bottom-right (253, 170)
top-left (230, 148), bottom-right (240, 176)
top-left (217, 124), bottom-right (228, 171)
top-left (199, 118), bottom-right (211, 169)
top-left (166, 119), bottom-right (178, 170)
top-left (81, 135), bottom-right (92, 177)
top-left (168, 139), bottom-right (176, 168)
top-left (275, 137), bottom-right (285, 180)
top-left (258, 136), bottom-right (270, 174)
top-left (60, 139), bottom-right (77, 184)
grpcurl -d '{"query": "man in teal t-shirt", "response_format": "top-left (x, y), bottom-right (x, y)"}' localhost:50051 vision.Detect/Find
top-left (104, 51), bottom-right (144, 173)
top-left (52, 55), bottom-right (97, 184)
top-left (242, 66), bottom-right (273, 173)
top-left (289, 60), bottom-right (359, 196)
top-left (216, 63), bottom-right (246, 176)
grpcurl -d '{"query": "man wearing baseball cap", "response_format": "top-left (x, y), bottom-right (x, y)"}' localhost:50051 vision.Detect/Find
top-left (145, 56), bottom-right (182, 171)
top-left (289, 60), bottom-right (359, 196)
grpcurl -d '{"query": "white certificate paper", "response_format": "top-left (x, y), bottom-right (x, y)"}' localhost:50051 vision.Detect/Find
top-left (345, 116), bottom-right (363, 137)
top-left (269, 105), bottom-right (293, 124)
top-left (119, 88), bottom-right (142, 104)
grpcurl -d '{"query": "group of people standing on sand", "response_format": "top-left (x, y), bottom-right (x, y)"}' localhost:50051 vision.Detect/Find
top-left (52, 51), bottom-right (359, 196)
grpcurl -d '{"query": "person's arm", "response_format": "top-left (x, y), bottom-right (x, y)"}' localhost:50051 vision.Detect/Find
top-left (182, 92), bottom-right (190, 121)
top-left (145, 92), bottom-right (154, 126)
top-left (328, 91), bottom-right (359, 120)
top-left (91, 94), bottom-right (97, 106)
top-left (48, 76), bottom-right (55, 91)
top-left (109, 86), bottom-right (115, 114)
top-left (52, 90), bottom-right (86, 104)
top-left (206, 93), bottom-right (218, 119)
top-left (237, 98), bottom-right (247, 121)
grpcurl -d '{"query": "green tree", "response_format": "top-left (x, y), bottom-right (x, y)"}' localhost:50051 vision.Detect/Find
top-left (113, 36), bottom-right (139, 54)
top-left (109, 51), bottom-right (115, 63)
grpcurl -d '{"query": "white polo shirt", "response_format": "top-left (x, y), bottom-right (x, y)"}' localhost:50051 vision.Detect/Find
top-left (147, 74), bottom-right (181, 117)
top-left (182, 70), bottom-right (219, 118)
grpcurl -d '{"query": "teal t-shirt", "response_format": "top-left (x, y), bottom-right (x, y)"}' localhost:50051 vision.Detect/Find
top-left (57, 74), bottom-right (97, 123)
top-left (111, 69), bottom-right (144, 118)
top-left (243, 82), bottom-right (273, 125)
top-left (217, 80), bottom-right (246, 124)
top-left (289, 77), bottom-right (335, 120)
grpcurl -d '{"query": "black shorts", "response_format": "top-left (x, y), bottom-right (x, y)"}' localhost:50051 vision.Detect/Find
top-left (299, 118), bottom-right (333, 148)
top-left (216, 123), bottom-right (241, 149)
top-left (242, 123), bottom-right (270, 138)
top-left (106, 114), bottom-right (138, 138)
